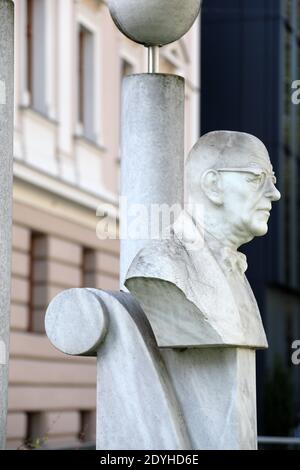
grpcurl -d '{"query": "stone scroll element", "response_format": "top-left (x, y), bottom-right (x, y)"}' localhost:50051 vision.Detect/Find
top-left (45, 288), bottom-right (191, 450)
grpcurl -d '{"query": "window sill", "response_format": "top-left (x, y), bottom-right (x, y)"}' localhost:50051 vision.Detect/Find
top-left (74, 134), bottom-right (107, 153)
top-left (19, 105), bottom-right (59, 127)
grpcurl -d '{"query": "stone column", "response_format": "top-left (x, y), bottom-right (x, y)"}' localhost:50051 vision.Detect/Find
top-left (120, 74), bottom-right (184, 286)
top-left (0, 0), bottom-right (14, 450)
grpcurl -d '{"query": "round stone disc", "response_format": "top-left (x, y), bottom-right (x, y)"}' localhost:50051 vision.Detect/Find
top-left (45, 288), bottom-right (108, 356)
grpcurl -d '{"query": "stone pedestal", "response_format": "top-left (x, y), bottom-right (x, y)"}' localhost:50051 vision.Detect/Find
top-left (161, 348), bottom-right (257, 450)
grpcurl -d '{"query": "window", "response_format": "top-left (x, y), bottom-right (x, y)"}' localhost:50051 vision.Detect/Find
top-left (26, 0), bottom-right (46, 114)
top-left (26, 0), bottom-right (33, 98)
top-left (78, 25), bottom-right (95, 142)
top-left (79, 411), bottom-right (96, 443)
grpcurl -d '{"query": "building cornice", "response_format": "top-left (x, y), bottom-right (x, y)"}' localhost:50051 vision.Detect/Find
top-left (13, 160), bottom-right (119, 220)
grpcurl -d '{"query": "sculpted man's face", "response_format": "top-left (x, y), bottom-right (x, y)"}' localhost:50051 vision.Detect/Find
top-left (219, 151), bottom-right (281, 239)
top-left (188, 132), bottom-right (281, 247)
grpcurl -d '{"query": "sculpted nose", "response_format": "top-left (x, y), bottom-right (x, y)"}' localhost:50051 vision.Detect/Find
top-left (273, 187), bottom-right (281, 202)
top-left (267, 183), bottom-right (281, 202)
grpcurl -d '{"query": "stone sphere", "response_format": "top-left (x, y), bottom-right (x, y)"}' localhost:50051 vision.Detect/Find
top-left (108, 0), bottom-right (201, 46)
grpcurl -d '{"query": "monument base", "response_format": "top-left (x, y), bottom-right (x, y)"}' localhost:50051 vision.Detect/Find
top-left (45, 288), bottom-right (258, 450)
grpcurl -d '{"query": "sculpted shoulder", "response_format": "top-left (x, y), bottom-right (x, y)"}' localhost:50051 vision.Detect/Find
top-left (126, 235), bottom-right (200, 286)
top-left (126, 211), bottom-right (207, 284)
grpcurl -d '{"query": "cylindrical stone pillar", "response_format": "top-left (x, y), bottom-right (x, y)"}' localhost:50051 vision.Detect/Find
top-left (0, 0), bottom-right (14, 450)
top-left (120, 74), bottom-right (184, 286)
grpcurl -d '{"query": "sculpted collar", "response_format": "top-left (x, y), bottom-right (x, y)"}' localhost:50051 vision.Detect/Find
top-left (218, 246), bottom-right (248, 275)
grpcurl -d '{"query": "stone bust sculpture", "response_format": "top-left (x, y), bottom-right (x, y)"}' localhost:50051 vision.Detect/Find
top-left (125, 131), bottom-right (281, 349)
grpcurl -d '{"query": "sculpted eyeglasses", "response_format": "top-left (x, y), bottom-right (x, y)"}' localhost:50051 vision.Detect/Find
top-left (216, 167), bottom-right (277, 190)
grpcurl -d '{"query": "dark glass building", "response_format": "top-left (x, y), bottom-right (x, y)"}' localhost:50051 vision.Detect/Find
top-left (201, 0), bottom-right (300, 435)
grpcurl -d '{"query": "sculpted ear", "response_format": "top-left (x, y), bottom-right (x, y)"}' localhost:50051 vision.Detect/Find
top-left (201, 170), bottom-right (223, 205)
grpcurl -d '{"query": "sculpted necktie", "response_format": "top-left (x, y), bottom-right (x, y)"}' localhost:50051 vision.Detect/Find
top-left (220, 247), bottom-right (248, 275)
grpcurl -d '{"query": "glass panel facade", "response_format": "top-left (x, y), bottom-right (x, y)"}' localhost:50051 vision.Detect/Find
top-left (282, 0), bottom-right (300, 286)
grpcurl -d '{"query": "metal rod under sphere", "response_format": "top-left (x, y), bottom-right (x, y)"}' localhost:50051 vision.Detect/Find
top-left (148, 46), bottom-right (160, 73)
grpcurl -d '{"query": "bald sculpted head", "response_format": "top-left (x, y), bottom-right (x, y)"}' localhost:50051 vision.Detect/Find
top-left (185, 131), bottom-right (281, 245)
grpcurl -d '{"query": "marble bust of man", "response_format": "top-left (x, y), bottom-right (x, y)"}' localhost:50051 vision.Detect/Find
top-left (125, 131), bottom-right (281, 349)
